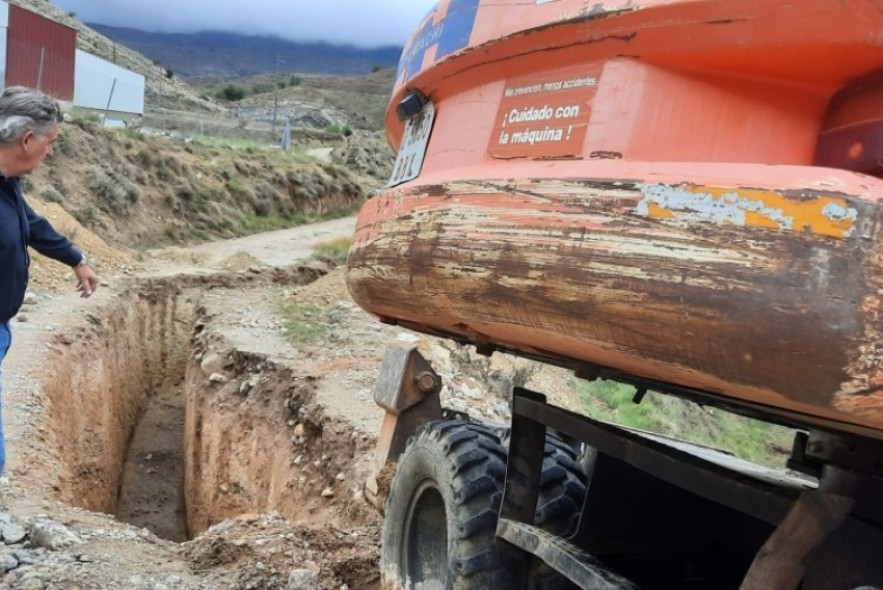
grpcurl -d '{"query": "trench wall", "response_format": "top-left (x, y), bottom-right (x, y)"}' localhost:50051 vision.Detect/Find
top-left (184, 306), bottom-right (379, 536)
top-left (39, 282), bottom-right (192, 513)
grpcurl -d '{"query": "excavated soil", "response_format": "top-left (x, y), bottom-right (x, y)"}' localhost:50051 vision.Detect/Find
top-left (0, 216), bottom-right (582, 589)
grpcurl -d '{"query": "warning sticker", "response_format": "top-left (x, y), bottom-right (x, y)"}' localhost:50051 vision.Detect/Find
top-left (489, 65), bottom-right (602, 159)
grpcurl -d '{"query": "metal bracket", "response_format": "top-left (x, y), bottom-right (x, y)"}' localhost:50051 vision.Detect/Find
top-left (365, 342), bottom-right (443, 510)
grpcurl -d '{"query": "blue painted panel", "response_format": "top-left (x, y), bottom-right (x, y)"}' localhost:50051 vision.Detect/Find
top-left (436, 0), bottom-right (480, 59)
top-left (398, 0), bottom-right (480, 83)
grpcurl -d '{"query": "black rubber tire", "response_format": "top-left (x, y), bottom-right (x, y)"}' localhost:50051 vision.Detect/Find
top-left (535, 432), bottom-right (589, 537)
top-left (381, 420), bottom-right (517, 589)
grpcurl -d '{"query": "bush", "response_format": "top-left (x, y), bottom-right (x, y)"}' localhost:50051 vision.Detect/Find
top-left (40, 186), bottom-right (64, 203)
top-left (324, 123), bottom-right (352, 137)
top-left (217, 84), bottom-right (247, 101)
top-left (87, 168), bottom-right (140, 214)
top-left (40, 187), bottom-right (65, 203)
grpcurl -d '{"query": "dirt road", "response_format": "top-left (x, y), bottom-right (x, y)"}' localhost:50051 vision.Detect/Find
top-left (147, 217), bottom-right (356, 271)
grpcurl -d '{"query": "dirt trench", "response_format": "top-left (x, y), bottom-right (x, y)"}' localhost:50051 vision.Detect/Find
top-left (18, 264), bottom-right (382, 587)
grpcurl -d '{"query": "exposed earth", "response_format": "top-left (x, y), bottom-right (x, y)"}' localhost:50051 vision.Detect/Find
top-left (0, 214), bottom-right (583, 590)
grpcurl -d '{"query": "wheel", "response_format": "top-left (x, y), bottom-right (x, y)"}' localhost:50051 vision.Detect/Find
top-left (381, 420), bottom-right (591, 589)
top-left (381, 420), bottom-right (516, 589)
top-left (534, 432), bottom-right (589, 537)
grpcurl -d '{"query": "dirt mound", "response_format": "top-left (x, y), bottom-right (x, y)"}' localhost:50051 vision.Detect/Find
top-left (219, 251), bottom-right (266, 271)
top-left (28, 199), bottom-right (139, 292)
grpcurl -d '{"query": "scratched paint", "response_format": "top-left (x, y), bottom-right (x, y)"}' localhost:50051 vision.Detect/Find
top-left (636, 184), bottom-right (858, 238)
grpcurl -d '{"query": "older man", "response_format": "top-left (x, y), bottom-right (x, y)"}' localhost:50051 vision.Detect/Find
top-left (0, 86), bottom-right (99, 475)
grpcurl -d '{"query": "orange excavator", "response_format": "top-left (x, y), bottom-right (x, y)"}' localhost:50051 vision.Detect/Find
top-left (347, 1), bottom-right (883, 588)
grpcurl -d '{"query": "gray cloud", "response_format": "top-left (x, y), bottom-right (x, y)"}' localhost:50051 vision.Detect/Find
top-left (51, 0), bottom-right (437, 47)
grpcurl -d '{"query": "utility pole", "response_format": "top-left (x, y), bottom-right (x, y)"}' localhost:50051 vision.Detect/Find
top-left (272, 54), bottom-right (285, 138)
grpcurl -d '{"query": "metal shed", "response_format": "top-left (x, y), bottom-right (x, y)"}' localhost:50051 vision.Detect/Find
top-left (2, 2), bottom-right (76, 100)
top-left (74, 50), bottom-right (145, 121)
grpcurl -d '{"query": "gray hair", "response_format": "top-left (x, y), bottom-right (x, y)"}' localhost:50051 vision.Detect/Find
top-left (0, 86), bottom-right (63, 144)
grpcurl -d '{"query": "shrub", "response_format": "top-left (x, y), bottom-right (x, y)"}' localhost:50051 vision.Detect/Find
top-left (54, 129), bottom-right (75, 156)
top-left (87, 168), bottom-right (140, 214)
top-left (324, 123), bottom-right (352, 137)
top-left (40, 187), bottom-right (65, 203)
top-left (217, 84), bottom-right (247, 101)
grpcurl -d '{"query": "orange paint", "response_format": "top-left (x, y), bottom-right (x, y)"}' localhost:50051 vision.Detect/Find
top-left (350, 0), bottom-right (883, 436)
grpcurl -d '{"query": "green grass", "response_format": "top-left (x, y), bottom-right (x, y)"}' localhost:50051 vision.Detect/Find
top-left (236, 208), bottom-right (355, 234)
top-left (190, 135), bottom-right (316, 164)
top-left (312, 237), bottom-right (351, 265)
top-left (276, 300), bottom-right (341, 346)
top-left (575, 378), bottom-right (795, 467)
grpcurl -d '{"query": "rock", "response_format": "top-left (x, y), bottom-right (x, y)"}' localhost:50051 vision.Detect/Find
top-left (0, 519), bottom-right (26, 545)
top-left (209, 373), bottom-right (227, 383)
top-left (29, 518), bottom-right (83, 550)
top-left (22, 293), bottom-right (37, 306)
top-left (207, 519), bottom-right (235, 535)
top-left (0, 551), bottom-right (17, 572)
top-left (15, 315), bottom-right (28, 323)
top-left (200, 352), bottom-right (224, 374)
top-left (492, 402), bottom-right (512, 419)
top-left (320, 487), bottom-right (335, 498)
top-left (292, 424), bottom-right (306, 446)
top-left (0, 512), bottom-right (27, 545)
top-left (287, 569), bottom-right (318, 590)
top-left (16, 571), bottom-right (45, 590)
top-left (11, 550), bottom-right (37, 566)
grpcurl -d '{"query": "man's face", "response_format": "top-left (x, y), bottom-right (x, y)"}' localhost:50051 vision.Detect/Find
top-left (18, 124), bottom-right (60, 175)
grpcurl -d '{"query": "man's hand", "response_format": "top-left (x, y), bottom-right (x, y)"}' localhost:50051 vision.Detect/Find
top-left (73, 265), bottom-right (99, 298)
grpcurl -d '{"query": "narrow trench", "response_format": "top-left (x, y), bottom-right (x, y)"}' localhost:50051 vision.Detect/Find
top-left (115, 380), bottom-right (188, 541)
top-left (37, 269), bottom-right (378, 550)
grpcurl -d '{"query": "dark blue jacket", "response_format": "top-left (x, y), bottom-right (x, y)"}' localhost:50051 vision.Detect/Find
top-left (1, 175), bottom-right (81, 323)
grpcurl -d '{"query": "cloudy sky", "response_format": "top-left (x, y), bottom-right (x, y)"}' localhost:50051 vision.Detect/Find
top-left (50, 0), bottom-right (438, 47)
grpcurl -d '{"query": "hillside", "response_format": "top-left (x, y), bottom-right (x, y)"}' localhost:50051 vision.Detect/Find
top-left (0, 0), bottom-right (397, 264)
top-left (226, 68), bottom-right (396, 131)
top-left (7, 0), bottom-right (222, 112)
top-left (88, 24), bottom-right (403, 79)
top-left (23, 115), bottom-right (394, 291)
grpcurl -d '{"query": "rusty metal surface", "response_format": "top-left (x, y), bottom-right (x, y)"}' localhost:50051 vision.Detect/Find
top-left (739, 491), bottom-right (855, 590)
top-left (366, 344), bottom-right (443, 509)
top-left (497, 519), bottom-right (641, 590)
top-left (372, 342), bottom-right (442, 415)
top-left (347, 175), bottom-right (883, 435)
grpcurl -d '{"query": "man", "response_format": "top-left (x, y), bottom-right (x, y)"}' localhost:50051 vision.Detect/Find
top-left (0, 86), bottom-right (99, 476)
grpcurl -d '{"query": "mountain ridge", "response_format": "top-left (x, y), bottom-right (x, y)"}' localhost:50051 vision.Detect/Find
top-left (87, 23), bottom-right (404, 79)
